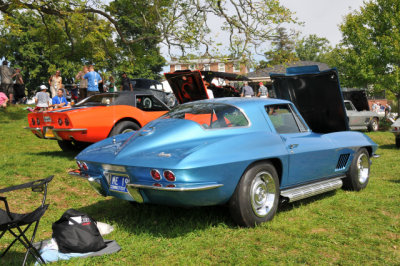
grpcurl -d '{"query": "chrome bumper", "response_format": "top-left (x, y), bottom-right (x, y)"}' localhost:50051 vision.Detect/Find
top-left (68, 169), bottom-right (224, 203)
top-left (24, 127), bottom-right (44, 138)
top-left (68, 170), bottom-right (106, 196)
top-left (127, 183), bottom-right (223, 192)
top-left (25, 127), bottom-right (87, 140)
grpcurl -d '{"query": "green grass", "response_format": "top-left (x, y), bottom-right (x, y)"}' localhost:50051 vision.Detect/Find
top-left (0, 106), bottom-right (399, 265)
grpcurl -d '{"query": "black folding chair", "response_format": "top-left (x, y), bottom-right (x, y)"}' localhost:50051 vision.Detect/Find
top-left (0, 175), bottom-right (53, 265)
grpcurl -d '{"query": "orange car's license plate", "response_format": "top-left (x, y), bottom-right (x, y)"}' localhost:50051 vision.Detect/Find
top-left (45, 128), bottom-right (55, 138)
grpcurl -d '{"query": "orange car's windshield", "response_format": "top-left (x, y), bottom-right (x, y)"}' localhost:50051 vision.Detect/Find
top-left (162, 102), bottom-right (249, 129)
top-left (75, 93), bottom-right (118, 107)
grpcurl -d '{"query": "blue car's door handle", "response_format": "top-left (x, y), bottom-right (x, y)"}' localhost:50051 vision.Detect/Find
top-left (289, 144), bottom-right (299, 149)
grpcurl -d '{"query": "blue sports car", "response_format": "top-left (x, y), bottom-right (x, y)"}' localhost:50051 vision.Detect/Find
top-left (70, 66), bottom-right (378, 227)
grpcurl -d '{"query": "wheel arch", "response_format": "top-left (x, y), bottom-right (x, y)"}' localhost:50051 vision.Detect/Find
top-left (240, 158), bottom-right (283, 186)
top-left (108, 117), bottom-right (142, 137)
top-left (363, 145), bottom-right (373, 157)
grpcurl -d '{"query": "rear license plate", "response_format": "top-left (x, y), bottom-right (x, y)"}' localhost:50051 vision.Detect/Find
top-left (45, 128), bottom-right (55, 138)
top-left (109, 174), bottom-right (129, 193)
top-left (44, 116), bottom-right (52, 123)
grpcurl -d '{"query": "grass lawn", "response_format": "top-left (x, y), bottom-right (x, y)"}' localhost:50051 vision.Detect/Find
top-left (0, 106), bottom-right (399, 265)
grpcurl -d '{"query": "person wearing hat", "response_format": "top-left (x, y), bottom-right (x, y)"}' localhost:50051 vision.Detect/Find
top-left (35, 85), bottom-right (51, 111)
top-left (257, 82), bottom-right (269, 98)
top-left (120, 72), bottom-right (133, 91)
top-left (0, 60), bottom-right (15, 105)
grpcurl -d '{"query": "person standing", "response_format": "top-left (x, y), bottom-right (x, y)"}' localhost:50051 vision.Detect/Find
top-left (76, 66), bottom-right (88, 100)
top-left (84, 65), bottom-right (102, 96)
top-left (106, 76), bottom-right (116, 92)
top-left (13, 68), bottom-right (26, 103)
top-left (0, 60), bottom-right (15, 105)
top-left (120, 72), bottom-right (133, 91)
top-left (0, 92), bottom-right (9, 108)
top-left (257, 82), bottom-right (269, 98)
top-left (48, 70), bottom-right (62, 98)
top-left (98, 73), bottom-right (104, 93)
top-left (240, 82), bottom-right (254, 97)
top-left (35, 85), bottom-right (51, 111)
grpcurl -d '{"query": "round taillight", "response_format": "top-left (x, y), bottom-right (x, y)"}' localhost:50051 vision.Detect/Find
top-left (153, 183), bottom-right (162, 187)
top-left (31, 118), bottom-right (35, 125)
top-left (151, 169), bottom-right (161, 181)
top-left (163, 170), bottom-right (175, 182)
top-left (82, 162), bottom-right (89, 171)
top-left (36, 118), bottom-right (40, 125)
top-left (76, 161), bottom-right (82, 169)
top-left (58, 118), bottom-right (63, 126)
top-left (166, 184), bottom-right (176, 188)
top-left (65, 118), bottom-right (70, 126)
top-left (395, 127), bottom-right (398, 131)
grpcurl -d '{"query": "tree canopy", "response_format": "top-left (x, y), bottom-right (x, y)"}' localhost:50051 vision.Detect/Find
top-left (0, 0), bottom-right (299, 94)
top-left (337, 0), bottom-right (400, 111)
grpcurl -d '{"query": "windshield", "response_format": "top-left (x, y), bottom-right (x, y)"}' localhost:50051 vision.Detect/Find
top-left (75, 93), bottom-right (118, 107)
top-left (162, 102), bottom-right (249, 129)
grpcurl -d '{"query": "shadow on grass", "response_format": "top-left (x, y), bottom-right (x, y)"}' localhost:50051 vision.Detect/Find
top-left (78, 198), bottom-right (234, 238)
top-left (0, 108), bottom-right (28, 122)
top-left (279, 190), bottom-right (337, 213)
top-left (0, 250), bottom-right (33, 266)
top-left (377, 144), bottom-right (398, 150)
top-left (27, 151), bottom-right (78, 159)
top-left (77, 190), bottom-right (340, 237)
top-left (387, 179), bottom-right (400, 184)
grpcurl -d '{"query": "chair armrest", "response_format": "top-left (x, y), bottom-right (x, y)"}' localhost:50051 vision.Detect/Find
top-left (0, 176), bottom-right (54, 194)
top-left (0, 196), bottom-right (12, 219)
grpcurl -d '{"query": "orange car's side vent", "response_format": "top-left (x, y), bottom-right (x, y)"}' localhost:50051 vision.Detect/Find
top-left (336, 153), bottom-right (350, 170)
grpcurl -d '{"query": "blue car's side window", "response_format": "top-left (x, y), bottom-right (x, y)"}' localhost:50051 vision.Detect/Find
top-left (266, 104), bottom-right (301, 134)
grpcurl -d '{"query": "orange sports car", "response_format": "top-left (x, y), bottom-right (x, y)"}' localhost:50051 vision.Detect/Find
top-left (25, 91), bottom-right (170, 151)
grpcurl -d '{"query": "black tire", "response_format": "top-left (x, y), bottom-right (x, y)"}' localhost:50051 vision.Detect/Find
top-left (229, 162), bottom-right (280, 227)
top-left (343, 148), bottom-right (370, 191)
top-left (57, 140), bottom-right (90, 152)
top-left (368, 118), bottom-right (379, 132)
top-left (109, 121), bottom-right (140, 137)
top-left (396, 136), bottom-right (400, 148)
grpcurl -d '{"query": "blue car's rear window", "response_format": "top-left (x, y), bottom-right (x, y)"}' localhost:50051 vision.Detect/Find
top-left (162, 103), bottom-right (249, 129)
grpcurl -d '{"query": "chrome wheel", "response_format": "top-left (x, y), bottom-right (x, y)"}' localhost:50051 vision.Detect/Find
top-left (371, 119), bottom-right (378, 131)
top-left (250, 171), bottom-right (276, 217)
top-left (357, 153), bottom-right (369, 184)
top-left (121, 128), bottom-right (135, 134)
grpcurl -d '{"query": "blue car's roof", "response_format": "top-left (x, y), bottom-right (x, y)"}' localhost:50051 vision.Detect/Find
top-left (182, 97), bottom-right (292, 109)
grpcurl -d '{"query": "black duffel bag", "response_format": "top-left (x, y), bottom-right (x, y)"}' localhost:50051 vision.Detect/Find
top-left (52, 209), bottom-right (106, 253)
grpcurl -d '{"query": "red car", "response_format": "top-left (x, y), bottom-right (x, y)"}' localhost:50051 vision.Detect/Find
top-left (26, 91), bottom-right (169, 151)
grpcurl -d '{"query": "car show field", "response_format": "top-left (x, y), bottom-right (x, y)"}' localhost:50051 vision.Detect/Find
top-left (0, 106), bottom-right (399, 265)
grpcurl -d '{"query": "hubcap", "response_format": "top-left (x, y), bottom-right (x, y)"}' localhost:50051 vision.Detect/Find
top-left (372, 120), bottom-right (378, 131)
top-left (250, 171), bottom-right (276, 217)
top-left (121, 128), bottom-right (134, 134)
top-left (357, 153), bottom-right (369, 184)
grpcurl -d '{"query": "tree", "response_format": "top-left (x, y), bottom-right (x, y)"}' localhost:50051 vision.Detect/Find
top-left (0, 0), bottom-right (299, 64)
top-left (295, 34), bottom-right (331, 62)
top-left (339, 0), bottom-right (400, 113)
top-left (257, 27), bottom-right (298, 69)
